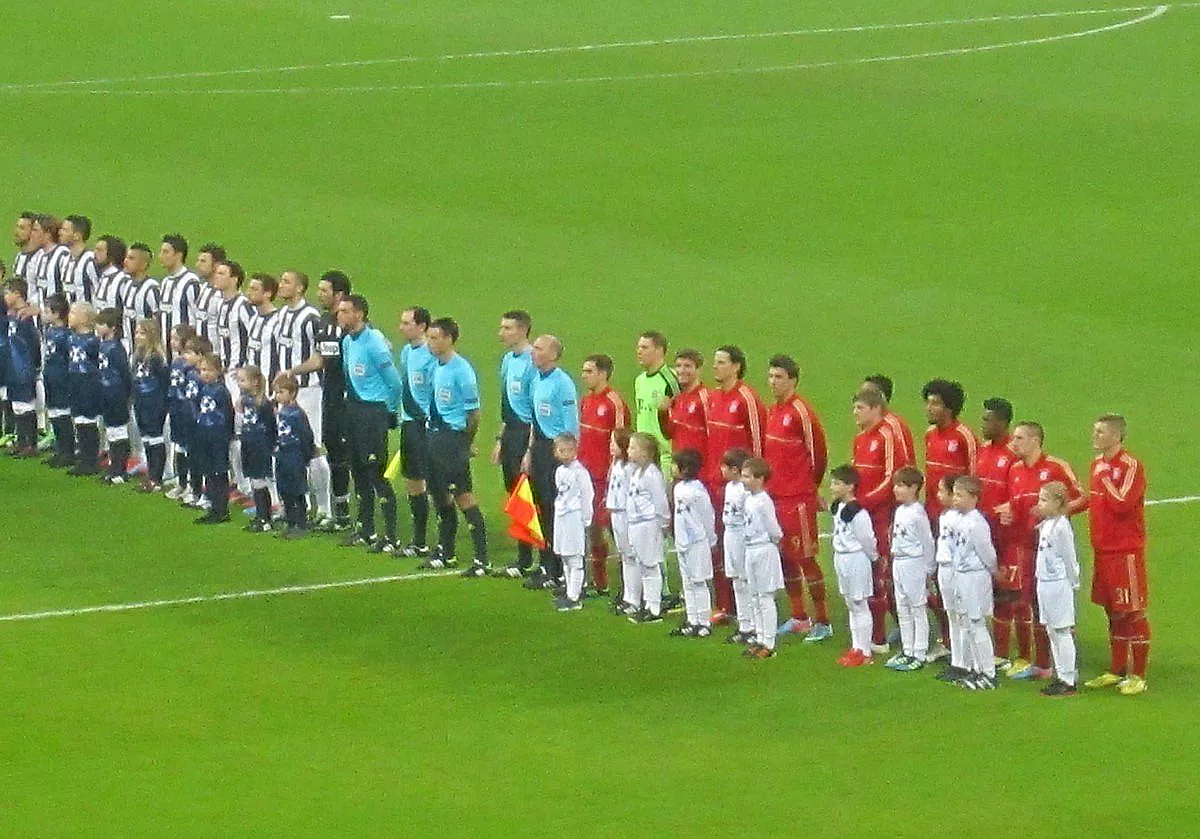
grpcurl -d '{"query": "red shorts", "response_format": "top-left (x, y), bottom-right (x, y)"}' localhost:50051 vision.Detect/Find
top-left (996, 540), bottom-right (1034, 604)
top-left (1092, 550), bottom-right (1148, 612)
top-left (591, 478), bottom-right (610, 528)
top-left (775, 495), bottom-right (819, 580)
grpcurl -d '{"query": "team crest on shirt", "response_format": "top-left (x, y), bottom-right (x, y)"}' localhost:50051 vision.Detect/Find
top-left (509, 381), bottom-right (523, 395)
top-left (870, 440), bottom-right (879, 452)
top-left (783, 415), bottom-right (792, 426)
top-left (598, 405), bottom-right (607, 416)
top-left (412, 372), bottom-right (426, 385)
top-left (539, 403), bottom-right (552, 417)
top-left (948, 441), bottom-right (958, 452)
top-left (1039, 470), bottom-right (1050, 480)
top-left (278, 420), bottom-right (292, 437)
top-left (1112, 468), bottom-right (1123, 481)
top-left (70, 346), bottom-right (86, 364)
top-left (688, 403), bottom-right (696, 414)
top-left (99, 355), bottom-right (110, 370)
top-left (728, 402), bottom-right (738, 414)
top-left (353, 363), bottom-right (366, 376)
top-left (200, 395), bottom-right (217, 414)
top-left (997, 457), bottom-right (1008, 468)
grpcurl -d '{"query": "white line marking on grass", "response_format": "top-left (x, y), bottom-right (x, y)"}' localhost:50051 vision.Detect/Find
top-left (0, 570), bottom-right (457, 623)
top-left (0, 4), bottom-right (1181, 93)
top-left (329, 14), bottom-right (351, 20)
top-left (2, 491), bottom-right (1194, 624)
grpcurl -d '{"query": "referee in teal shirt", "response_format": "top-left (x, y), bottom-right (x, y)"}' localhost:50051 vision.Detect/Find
top-left (337, 294), bottom-right (403, 553)
top-left (523, 334), bottom-right (579, 589)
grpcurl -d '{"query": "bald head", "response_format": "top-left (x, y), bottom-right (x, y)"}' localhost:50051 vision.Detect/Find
top-left (532, 334), bottom-right (563, 371)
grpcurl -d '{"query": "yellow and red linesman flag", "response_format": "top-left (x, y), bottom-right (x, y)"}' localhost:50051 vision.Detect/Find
top-left (384, 450), bottom-right (403, 483)
top-left (504, 473), bottom-right (546, 549)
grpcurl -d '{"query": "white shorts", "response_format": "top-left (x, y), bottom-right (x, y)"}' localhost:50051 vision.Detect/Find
top-left (955, 569), bottom-right (994, 620)
top-left (553, 511), bottom-right (587, 558)
top-left (224, 372), bottom-right (242, 431)
top-left (609, 510), bottom-right (631, 559)
top-left (677, 541), bottom-right (713, 583)
top-left (745, 543), bottom-right (784, 595)
top-left (297, 385), bottom-right (323, 447)
top-left (1037, 579), bottom-right (1076, 630)
top-left (937, 565), bottom-right (957, 613)
top-left (723, 528), bottom-right (747, 579)
top-left (628, 520), bottom-right (664, 568)
top-left (834, 551), bottom-right (873, 601)
top-left (892, 558), bottom-right (929, 609)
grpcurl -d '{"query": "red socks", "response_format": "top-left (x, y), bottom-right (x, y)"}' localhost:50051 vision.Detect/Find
top-left (784, 579), bottom-right (809, 622)
top-left (993, 601), bottom-right (1013, 659)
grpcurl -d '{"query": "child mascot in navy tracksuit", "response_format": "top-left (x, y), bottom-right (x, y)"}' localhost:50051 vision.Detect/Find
top-left (192, 352), bottom-right (235, 524)
top-left (131, 318), bottom-right (171, 491)
top-left (237, 365), bottom-right (277, 534)
top-left (3, 278), bottom-right (41, 457)
top-left (67, 303), bottom-right (102, 476)
top-left (95, 308), bottom-right (133, 484)
top-left (272, 373), bottom-right (316, 539)
top-left (41, 294), bottom-right (76, 468)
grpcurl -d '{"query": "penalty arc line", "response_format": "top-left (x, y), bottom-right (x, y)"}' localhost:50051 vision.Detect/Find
top-left (0, 492), bottom-right (1195, 625)
top-left (21, 5), bottom-right (1171, 97)
top-left (0, 3), bottom-right (1186, 94)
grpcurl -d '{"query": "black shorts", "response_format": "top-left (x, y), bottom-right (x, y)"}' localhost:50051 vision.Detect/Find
top-left (500, 422), bottom-right (531, 491)
top-left (427, 428), bottom-right (473, 499)
top-left (400, 420), bottom-right (430, 481)
top-left (322, 397), bottom-right (348, 465)
top-left (345, 401), bottom-right (389, 469)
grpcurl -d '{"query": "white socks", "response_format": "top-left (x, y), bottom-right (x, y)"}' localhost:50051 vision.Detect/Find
top-left (1049, 626), bottom-right (1077, 685)
top-left (564, 556), bottom-right (585, 602)
top-left (899, 603), bottom-right (930, 659)
top-left (848, 597), bottom-right (872, 655)
top-left (753, 592), bottom-right (778, 650)
top-left (732, 578), bottom-right (754, 633)
top-left (308, 454), bottom-right (332, 517)
top-left (967, 617), bottom-right (995, 677)
top-left (641, 564), bottom-right (663, 615)
top-left (621, 556), bottom-right (641, 608)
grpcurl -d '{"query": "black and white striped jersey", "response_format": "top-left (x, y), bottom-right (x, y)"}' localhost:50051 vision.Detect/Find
top-left (63, 249), bottom-right (98, 304)
top-left (121, 278), bottom-right (161, 354)
top-left (217, 293), bottom-right (255, 371)
top-left (272, 301), bottom-right (321, 388)
top-left (34, 244), bottom-right (70, 306)
top-left (158, 269), bottom-right (201, 355)
top-left (193, 283), bottom-right (224, 348)
top-left (12, 249), bottom-right (36, 283)
top-left (245, 307), bottom-right (280, 382)
top-left (94, 266), bottom-right (130, 313)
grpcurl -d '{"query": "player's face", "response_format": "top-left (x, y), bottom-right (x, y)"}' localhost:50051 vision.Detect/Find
top-left (427, 326), bottom-right (451, 356)
top-left (1092, 421), bottom-right (1121, 452)
top-left (199, 364), bottom-right (220, 384)
top-left (60, 220), bottom-right (76, 245)
top-left (13, 217), bottom-right (31, 247)
top-left (893, 482), bottom-right (918, 504)
top-left (93, 240), bottom-right (109, 267)
top-left (213, 264), bottom-right (233, 291)
top-left (1011, 426), bottom-right (1039, 459)
top-left (741, 469), bottom-right (764, 493)
top-left (852, 400), bottom-right (879, 429)
top-left (246, 280), bottom-right (265, 306)
top-left (125, 249), bottom-right (149, 275)
top-left (628, 439), bottom-right (652, 466)
top-left (399, 310), bottom-right (424, 342)
top-left (609, 435), bottom-right (623, 460)
top-left (531, 337), bottom-right (556, 370)
top-left (29, 222), bottom-right (46, 249)
top-left (829, 477), bottom-right (851, 501)
top-left (925, 394), bottom-right (949, 426)
top-left (554, 441), bottom-right (576, 464)
top-left (317, 280), bottom-right (337, 310)
top-left (937, 485), bottom-right (954, 508)
top-left (335, 300), bottom-right (360, 331)
top-left (580, 361), bottom-right (605, 391)
top-left (134, 324), bottom-right (148, 346)
top-left (767, 367), bottom-right (794, 399)
top-left (951, 486), bottom-right (977, 512)
top-left (720, 462), bottom-right (739, 482)
top-left (276, 388), bottom-right (296, 405)
top-left (159, 243), bottom-right (180, 270)
top-left (712, 351), bottom-right (737, 385)
top-left (635, 337), bottom-right (662, 370)
top-left (981, 410), bottom-right (1008, 441)
top-left (674, 357), bottom-right (697, 388)
top-left (498, 317), bottom-right (525, 348)
top-left (196, 251), bottom-right (215, 280)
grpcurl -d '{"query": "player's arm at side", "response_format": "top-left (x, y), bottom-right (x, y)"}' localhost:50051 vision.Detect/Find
top-left (853, 509), bottom-right (878, 561)
top-left (1099, 457), bottom-right (1145, 514)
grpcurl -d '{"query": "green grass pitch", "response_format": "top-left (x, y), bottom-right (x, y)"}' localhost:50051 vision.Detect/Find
top-left (2, 1), bottom-right (1198, 834)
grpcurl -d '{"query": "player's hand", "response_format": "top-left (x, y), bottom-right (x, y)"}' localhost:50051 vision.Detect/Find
top-left (817, 495), bottom-right (829, 512)
top-left (490, 440), bottom-right (502, 466)
top-left (469, 443), bottom-right (478, 458)
top-left (994, 502), bottom-right (1013, 526)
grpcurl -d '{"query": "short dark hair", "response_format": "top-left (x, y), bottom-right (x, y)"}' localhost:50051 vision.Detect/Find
top-left (220, 261), bottom-right (246, 287)
top-left (161, 233), bottom-right (188, 259)
top-left (893, 466), bottom-right (924, 490)
top-left (921, 378), bottom-right (965, 417)
top-left (199, 242), bottom-right (227, 263)
top-left (864, 374), bottom-right (893, 402)
top-left (35, 214), bottom-right (61, 240)
top-left (716, 344), bottom-right (747, 379)
top-left (19, 211), bottom-right (37, 222)
top-left (283, 270), bottom-right (310, 293)
top-left (939, 474), bottom-right (960, 494)
top-left (639, 330), bottom-right (668, 351)
top-left (830, 464), bottom-right (860, 486)
top-left (584, 353), bottom-right (614, 377)
top-left (983, 397), bottom-right (1014, 424)
top-left (954, 475), bottom-right (982, 497)
top-left (129, 242), bottom-right (152, 257)
top-left (65, 214), bottom-right (92, 241)
top-left (5, 276), bottom-right (29, 299)
top-left (768, 353), bottom-right (799, 380)
top-left (96, 307), bottom-right (124, 333)
top-left (345, 294), bottom-right (369, 317)
top-left (320, 270), bottom-right (351, 297)
top-left (405, 306), bottom-right (432, 328)
top-left (502, 309), bottom-right (532, 334)
top-left (675, 348), bottom-right (704, 367)
top-left (99, 235), bottom-right (127, 268)
top-left (44, 292), bottom-right (70, 322)
top-left (673, 448), bottom-right (702, 481)
top-left (430, 317), bottom-right (460, 343)
top-left (742, 456), bottom-right (772, 480)
top-left (249, 272), bottom-right (278, 298)
top-left (722, 447), bottom-right (751, 472)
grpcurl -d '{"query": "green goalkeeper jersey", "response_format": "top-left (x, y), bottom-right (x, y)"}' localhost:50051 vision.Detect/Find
top-left (634, 365), bottom-right (679, 470)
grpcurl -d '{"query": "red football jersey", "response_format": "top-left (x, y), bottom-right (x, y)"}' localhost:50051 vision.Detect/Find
top-left (1089, 448), bottom-right (1146, 553)
top-left (578, 386), bottom-right (629, 481)
top-left (764, 395), bottom-right (828, 499)
top-left (1007, 453), bottom-right (1087, 542)
top-left (975, 436), bottom-right (1016, 539)
top-left (852, 420), bottom-right (900, 514)
top-left (924, 420), bottom-right (979, 522)
top-left (883, 409), bottom-right (916, 467)
top-left (706, 382), bottom-right (766, 480)
top-left (666, 384), bottom-right (711, 476)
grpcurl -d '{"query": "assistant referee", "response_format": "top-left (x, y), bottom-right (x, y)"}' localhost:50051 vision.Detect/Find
top-left (336, 294), bottom-right (403, 554)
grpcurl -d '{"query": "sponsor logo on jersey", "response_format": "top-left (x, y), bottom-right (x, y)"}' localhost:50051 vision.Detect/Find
top-left (353, 363), bottom-right (366, 377)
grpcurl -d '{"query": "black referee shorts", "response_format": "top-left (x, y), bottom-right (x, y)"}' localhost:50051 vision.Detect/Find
top-left (499, 422), bottom-right (531, 492)
top-left (345, 400), bottom-right (389, 471)
top-left (400, 420), bottom-right (430, 481)
top-left (323, 397), bottom-right (349, 467)
top-left (427, 428), bottom-right (473, 500)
